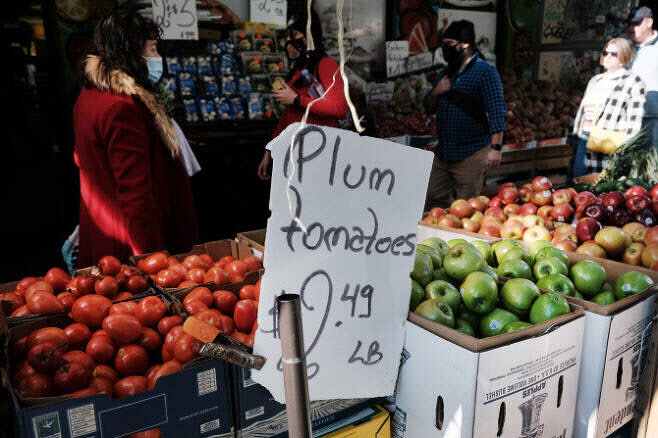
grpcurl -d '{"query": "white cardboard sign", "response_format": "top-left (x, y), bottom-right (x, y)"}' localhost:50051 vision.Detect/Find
top-left (386, 41), bottom-right (409, 78)
top-left (151, 0), bottom-right (199, 40)
top-left (250, 0), bottom-right (287, 27)
top-left (252, 123), bottom-right (432, 401)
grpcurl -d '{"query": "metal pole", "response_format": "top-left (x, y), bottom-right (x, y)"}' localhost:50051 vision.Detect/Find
top-left (278, 294), bottom-right (313, 437)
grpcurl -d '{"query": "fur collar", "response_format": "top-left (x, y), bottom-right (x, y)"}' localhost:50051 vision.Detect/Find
top-left (84, 55), bottom-right (179, 157)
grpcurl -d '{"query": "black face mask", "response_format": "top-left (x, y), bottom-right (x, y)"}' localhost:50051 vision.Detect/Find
top-left (285, 37), bottom-right (307, 59)
top-left (442, 42), bottom-right (463, 67)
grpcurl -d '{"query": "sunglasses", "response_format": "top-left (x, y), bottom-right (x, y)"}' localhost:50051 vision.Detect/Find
top-left (602, 50), bottom-right (618, 58)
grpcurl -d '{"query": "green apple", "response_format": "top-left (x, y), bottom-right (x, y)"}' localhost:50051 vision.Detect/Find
top-left (421, 237), bottom-right (449, 258)
top-left (536, 274), bottom-right (576, 296)
top-left (410, 280), bottom-right (425, 311)
top-left (497, 259), bottom-right (532, 279)
top-left (481, 264), bottom-right (499, 283)
top-left (614, 271), bottom-right (655, 300)
top-left (479, 308), bottom-right (519, 337)
top-left (500, 278), bottom-right (540, 316)
top-left (573, 290), bottom-right (584, 299)
top-left (590, 291), bottom-right (616, 306)
top-left (432, 268), bottom-right (450, 282)
top-left (460, 271), bottom-right (498, 315)
top-left (569, 260), bottom-right (606, 297)
top-left (501, 321), bottom-right (532, 334)
top-left (425, 280), bottom-right (461, 314)
top-left (533, 257), bottom-right (568, 280)
top-left (601, 282), bottom-right (613, 293)
top-left (414, 299), bottom-right (455, 327)
top-left (411, 251), bottom-right (434, 286)
top-left (535, 246), bottom-right (569, 265)
top-left (502, 248), bottom-right (534, 267)
top-left (455, 318), bottom-right (475, 336)
top-left (492, 239), bottom-right (524, 265)
top-left (528, 240), bottom-right (554, 258)
top-left (416, 244), bottom-right (442, 270)
top-left (448, 238), bottom-right (468, 248)
top-left (457, 304), bottom-right (480, 328)
top-left (471, 240), bottom-right (493, 265)
top-left (529, 293), bottom-right (570, 324)
top-left (443, 243), bottom-right (485, 281)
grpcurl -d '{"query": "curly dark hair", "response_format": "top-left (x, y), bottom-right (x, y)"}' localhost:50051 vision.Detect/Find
top-left (83, 11), bottom-right (161, 91)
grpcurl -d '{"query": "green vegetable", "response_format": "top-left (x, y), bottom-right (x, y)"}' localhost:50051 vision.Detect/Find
top-left (597, 130), bottom-right (657, 186)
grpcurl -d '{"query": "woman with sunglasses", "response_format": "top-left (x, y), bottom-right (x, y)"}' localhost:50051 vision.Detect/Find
top-left (571, 38), bottom-right (646, 176)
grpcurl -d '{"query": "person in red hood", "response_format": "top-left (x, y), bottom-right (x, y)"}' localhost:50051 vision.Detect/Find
top-left (72, 11), bottom-right (198, 268)
top-left (257, 9), bottom-right (349, 180)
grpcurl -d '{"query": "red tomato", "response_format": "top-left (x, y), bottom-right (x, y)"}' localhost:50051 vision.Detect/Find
top-left (253, 280), bottom-right (261, 302)
top-left (115, 272), bottom-right (127, 290)
top-left (157, 316), bottom-right (183, 336)
top-left (18, 373), bottom-right (56, 398)
top-left (10, 305), bottom-right (31, 317)
top-left (129, 428), bottom-right (161, 438)
top-left (72, 295), bottom-right (112, 328)
top-left (75, 276), bottom-right (96, 296)
top-left (24, 280), bottom-right (54, 302)
top-left (63, 350), bottom-right (96, 371)
top-left (148, 360), bottom-right (182, 389)
top-left (140, 253), bottom-right (169, 275)
top-left (234, 300), bottom-right (258, 333)
top-left (239, 285), bottom-right (256, 301)
top-left (98, 256), bottom-right (122, 276)
top-left (195, 309), bottom-right (224, 329)
top-left (213, 291), bottom-right (239, 315)
top-left (56, 292), bottom-right (75, 312)
top-left (167, 256), bottom-right (180, 266)
top-left (69, 387), bottom-right (100, 398)
top-left (16, 277), bottom-right (38, 291)
top-left (137, 327), bottom-right (162, 352)
top-left (155, 269), bottom-right (183, 288)
top-left (86, 334), bottom-right (116, 364)
top-left (2, 291), bottom-right (24, 311)
top-left (135, 296), bottom-right (167, 327)
top-left (113, 376), bottom-right (149, 399)
top-left (184, 300), bottom-right (208, 315)
top-left (179, 280), bottom-right (199, 288)
top-left (230, 331), bottom-right (250, 345)
top-left (204, 266), bottom-right (229, 285)
top-left (169, 263), bottom-right (187, 279)
top-left (54, 361), bottom-right (89, 392)
top-left (12, 361), bottom-right (37, 385)
top-left (89, 376), bottom-right (114, 396)
top-left (64, 323), bottom-right (92, 350)
top-left (102, 314), bottom-right (143, 344)
top-left (45, 267), bottom-right (71, 293)
top-left (27, 290), bottom-right (65, 315)
top-left (185, 268), bottom-right (206, 283)
top-left (121, 265), bottom-right (142, 277)
top-left (218, 315), bottom-right (235, 335)
top-left (245, 333), bottom-right (255, 348)
top-left (27, 327), bottom-right (68, 351)
top-left (12, 336), bottom-right (28, 360)
top-left (28, 342), bottom-right (63, 373)
top-left (114, 344), bottom-right (149, 376)
top-left (173, 334), bottom-right (202, 363)
top-left (216, 256), bottom-right (235, 270)
top-left (95, 276), bottom-right (119, 298)
top-left (161, 344), bottom-right (173, 361)
top-left (146, 364), bottom-right (161, 381)
top-left (164, 326), bottom-right (186, 355)
top-left (228, 273), bottom-right (245, 284)
top-left (114, 292), bottom-right (134, 301)
top-left (126, 275), bottom-right (149, 293)
top-left (252, 320), bottom-right (258, 334)
top-left (242, 256), bottom-right (262, 272)
top-left (92, 364), bottom-right (120, 383)
top-left (110, 301), bottom-right (138, 316)
top-left (183, 255), bottom-right (210, 271)
top-left (199, 254), bottom-right (214, 266)
top-left (226, 260), bottom-right (248, 278)
top-left (183, 287), bottom-right (214, 308)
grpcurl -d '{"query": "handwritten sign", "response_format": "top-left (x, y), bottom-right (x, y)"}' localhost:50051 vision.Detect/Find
top-left (250, 0), bottom-right (287, 27)
top-left (151, 0), bottom-right (198, 40)
top-left (386, 41), bottom-right (408, 78)
top-left (365, 82), bottom-right (395, 105)
top-left (252, 124), bottom-right (432, 402)
top-left (406, 52), bottom-right (433, 73)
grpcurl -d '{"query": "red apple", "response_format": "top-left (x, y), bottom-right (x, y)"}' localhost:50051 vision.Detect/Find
top-left (438, 214), bottom-right (461, 228)
top-left (468, 197), bottom-right (486, 212)
top-left (484, 207), bottom-right (507, 223)
top-left (552, 189), bottom-right (572, 205)
top-left (421, 215), bottom-right (439, 224)
top-left (554, 239), bottom-right (578, 252)
top-left (650, 184), bottom-right (658, 201)
top-left (635, 210), bottom-right (657, 228)
top-left (519, 203), bottom-right (538, 216)
top-left (553, 224), bottom-right (578, 244)
top-left (503, 204), bottom-right (521, 215)
top-left (625, 185), bottom-right (648, 199)
top-left (519, 187), bottom-right (532, 203)
top-left (531, 176), bottom-right (553, 192)
top-left (450, 199), bottom-right (474, 219)
top-left (522, 215), bottom-right (544, 228)
top-left (537, 205), bottom-right (553, 221)
top-left (461, 218), bottom-right (480, 233)
top-left (595, 227), bottom-right (631, 257)
top-left (623, 242), bottom-right (645, 266)
top-left (470, 211), bottom-right (484, 224)
top-left (609, 209), bottom-right (633, 227)
top-left (622, 222), bottom-right (645, 236)
top-left (522, 225), bottom-right (551, 243)
top-left (480, 224), bottom-right (501, 238)
top-left (576, 242), bottom-right (607, 258)
top-left (626, 195), bottom-right (651, 213)
top-left (500, 187), bottom-right (520, 205)
top-left (429, 207), bottom-right (447, 219)
top-left (488, 196), bottom-right (503, 209)
top-left (566, 188), bottom-right (578, 201)
top-left (602, 191), bottom-right (626, 212)
top-left (644, 226), bottom-right (658, 246)
top-left (500, 219), bottom-right (526, 239)
top-left (477, 195), bottom-right (490, 205)
top-left (498, 182), bottom-right (516, 197)
top-left (652, 200), bottom-right (658, 217)
top-left (551, 203), bottom-right (575, 223)
top-left (574, 191), bottom-right (597, 208)
top-left (532, 190), bottom-right (553, 206)
top-left (577, 218), bottom-right (602, 243)
top-left (651, 261), bottom-right (658, 271)
top-left (642, 244), bottom-right (658, 268)
top-left (584, 204), bottom-right (608, 222)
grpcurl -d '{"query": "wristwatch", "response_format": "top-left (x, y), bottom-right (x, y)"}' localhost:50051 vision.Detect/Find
top-left (491, 143), bottom-right (502, 151)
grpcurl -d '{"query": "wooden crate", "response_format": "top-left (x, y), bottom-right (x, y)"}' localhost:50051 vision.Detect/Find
top-left (485, 143), bottom-right (572, 179)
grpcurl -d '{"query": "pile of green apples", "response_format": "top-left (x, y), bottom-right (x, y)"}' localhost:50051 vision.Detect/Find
top-left (490, 239), bottom-right (655, 305)
top-left (410, 238), bottom-right (573, 338)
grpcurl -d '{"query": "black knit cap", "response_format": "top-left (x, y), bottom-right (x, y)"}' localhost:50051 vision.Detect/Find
top-left (443, 20), bottom-right (476, 46)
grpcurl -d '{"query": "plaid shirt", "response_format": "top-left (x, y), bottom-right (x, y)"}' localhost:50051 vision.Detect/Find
top-left (424, 55), bottom-right (506, 162)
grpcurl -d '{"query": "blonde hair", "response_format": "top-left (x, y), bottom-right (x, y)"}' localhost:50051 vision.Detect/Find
top-left (600, 38), bottom-right (633, 67)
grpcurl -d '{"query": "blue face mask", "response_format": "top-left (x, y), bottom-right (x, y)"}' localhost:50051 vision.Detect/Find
top-left (144, 56), bottom-right (163, 84)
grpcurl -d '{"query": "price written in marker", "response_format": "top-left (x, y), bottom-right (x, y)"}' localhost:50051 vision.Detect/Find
top-left (250, 0), bottom-right (287, 27)
top-left (151, 0), bottom-right (198, 40)
top-left (252, 124), bottom-right (432, 402)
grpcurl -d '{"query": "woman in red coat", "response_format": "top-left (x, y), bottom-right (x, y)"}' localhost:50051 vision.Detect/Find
top-left (73, 12), bottom-right (198, 268)
top-left (257, 9), bottom-right (349, 180)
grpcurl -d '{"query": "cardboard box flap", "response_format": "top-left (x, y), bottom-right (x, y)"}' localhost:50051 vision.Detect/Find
top-left (417, 221), bottom-right (500, 242)
top-left (564, 284), bottom-right (658, 316)
top-left (237, 229), bottom-right (266, 254)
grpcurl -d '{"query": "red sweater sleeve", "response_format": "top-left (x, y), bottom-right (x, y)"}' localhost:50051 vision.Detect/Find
top-left (298, 57), bottom-right (349, 119)
top-left (103, 99), bottom-right (166, 254)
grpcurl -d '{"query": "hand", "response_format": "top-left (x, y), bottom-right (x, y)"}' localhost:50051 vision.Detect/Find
top-left (257, 150), bottom-right (272, 180)
top-left (486, 148), bottom-right (502, 168)
top-left (432, 76), bottom-right (451, 96)
top-left (273, 83), bottom-right (298, 107)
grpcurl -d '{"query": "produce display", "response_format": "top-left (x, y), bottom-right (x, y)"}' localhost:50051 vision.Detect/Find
top-left (0, 256), bottom-right (150, 318)
top-left (137, 252), bottom-right (262, 289)
top-left (594, 132), bottom-right (658, 187)
top-left (410, 238), bottom-right (572, 338)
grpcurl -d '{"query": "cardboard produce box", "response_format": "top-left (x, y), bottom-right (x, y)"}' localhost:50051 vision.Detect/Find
top-left (393, 303), bottom-right (585, 437)
top-left (315, 404), bottom-right (391, 437)
top-left (237, 230), bottom-right (266, 257)
top-left (130, 239), bottom-right (254, 266)
top-left (417, 222), bottom-right (500, 244)
top-left (633, 313), bottom-right (658, 438)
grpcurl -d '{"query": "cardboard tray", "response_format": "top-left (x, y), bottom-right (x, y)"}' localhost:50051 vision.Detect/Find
top-left (236, 229), bottom-right (266, 255)
top-left (130, 239), bottom-right (254, 266)
top-left (417, 221), bottom-right (501, 242)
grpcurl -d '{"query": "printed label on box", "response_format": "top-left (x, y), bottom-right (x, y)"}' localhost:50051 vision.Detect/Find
top-left (197, 368), bottom-right (217, 396)
top-left (32, 412), bottom-right (62, 438)
top-left (67, 404), bottom-right (97, 437)
top-left (245, 406), bottom-right (265, 420)
top-left (200, 418), bottom-right (221, 433)
top-left (242, 368), bottom-right (257, 388)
